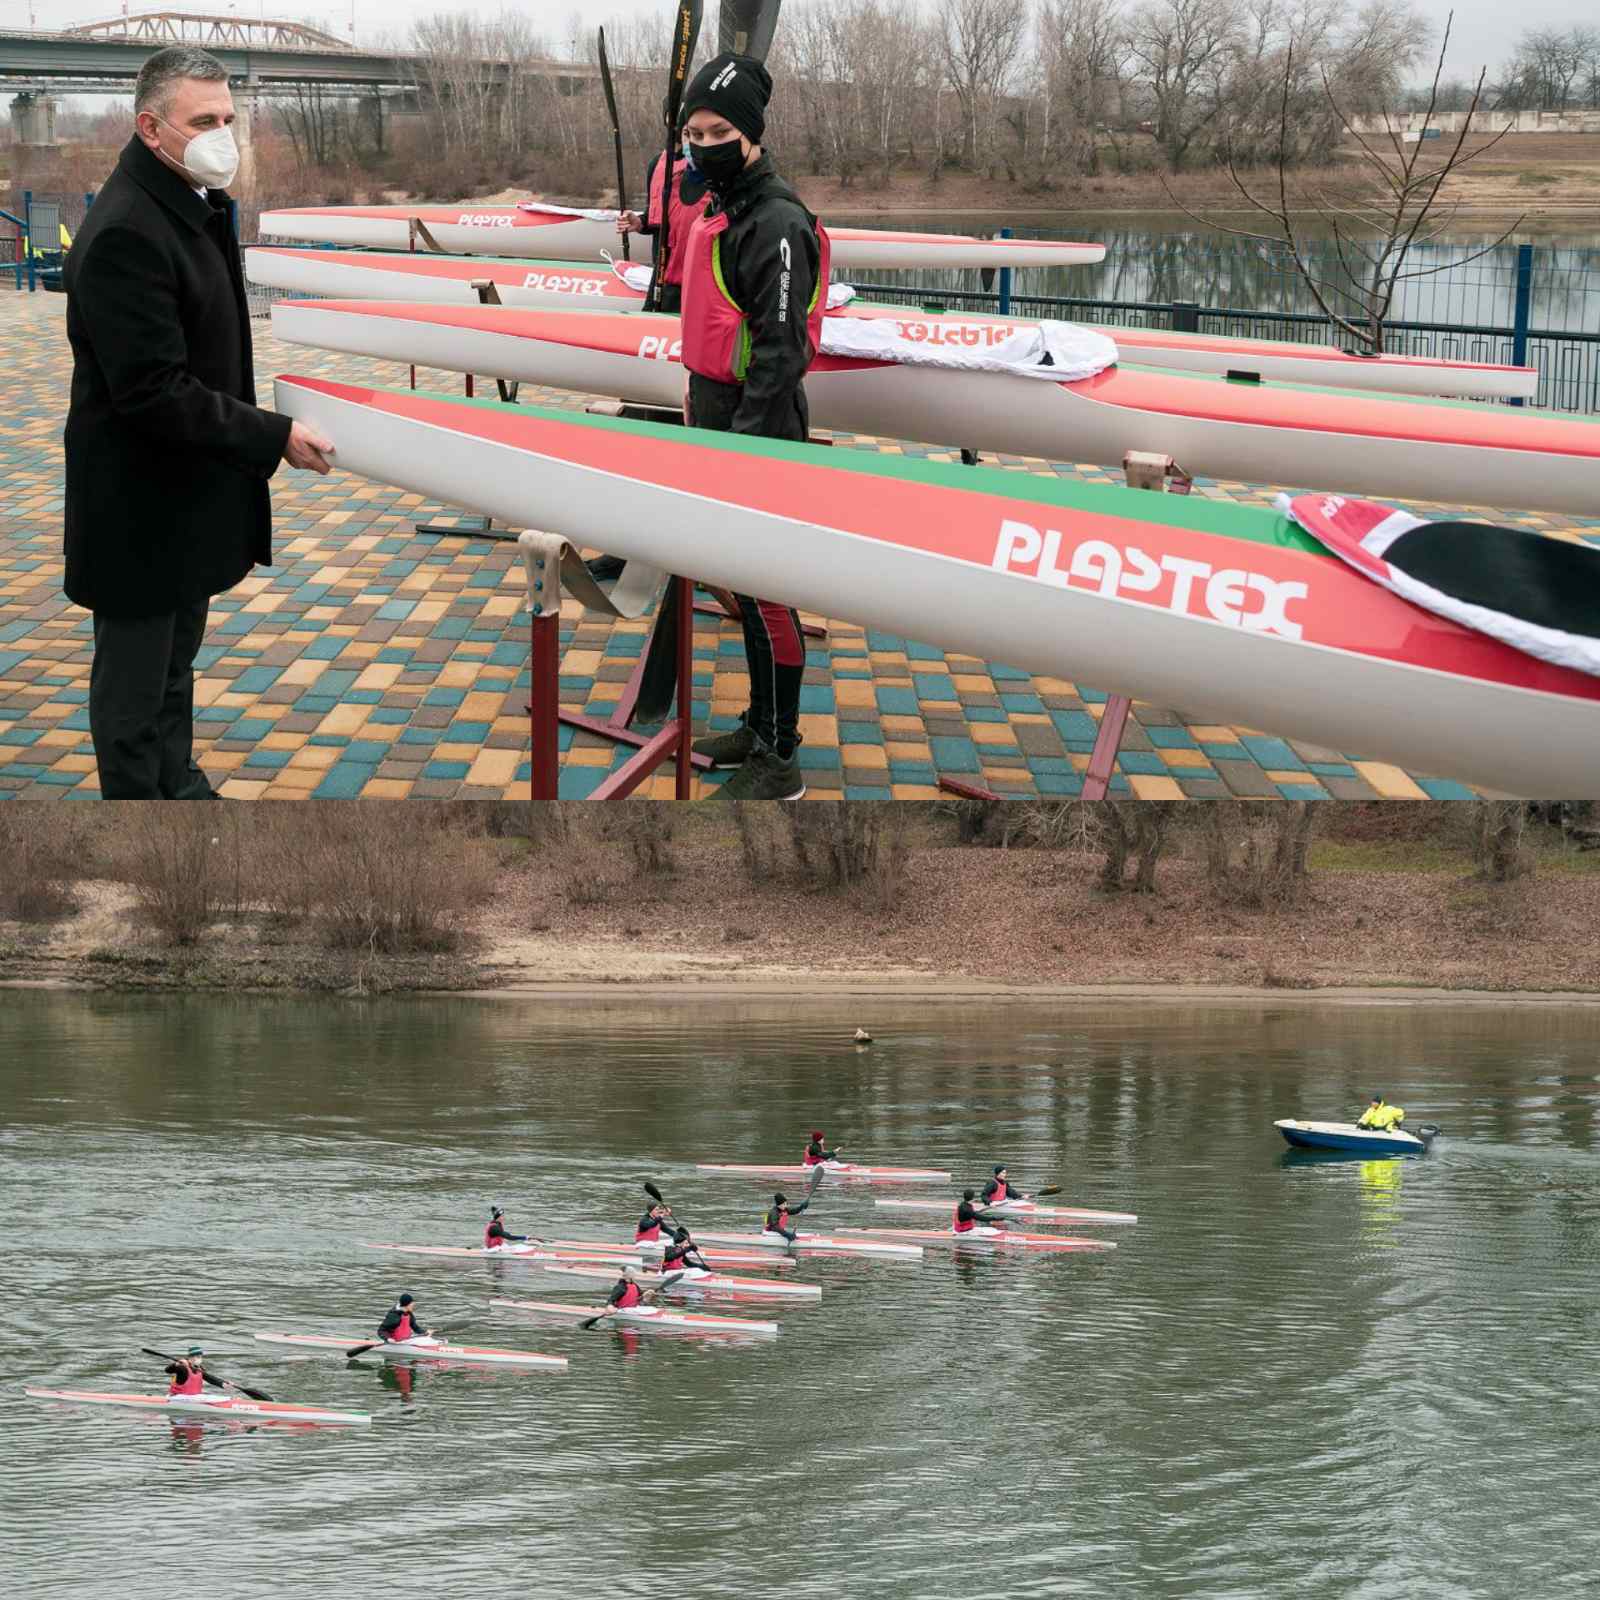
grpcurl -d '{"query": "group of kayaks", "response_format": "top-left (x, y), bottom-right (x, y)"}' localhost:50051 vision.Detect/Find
top-left (245, 204), bottom-right (1600, 797)
top-left (24, 1148), bottom-right (1133, 1430)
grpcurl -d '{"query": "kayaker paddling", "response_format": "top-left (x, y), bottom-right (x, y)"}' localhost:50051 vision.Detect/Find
top-left (1356, 1095), bottom-right (1407, 1132)
top-left (982, 1166), bottom-right (1030, 1207)
top-left (485, 1206), bottom-right (532, 1250)
top-left (803, 1130), bottom-right (841, 1167)
top-left (763, 1191), bottom-right (810, 1243)
top-left (636, 1200), bottom-right (677, 1244)
top-left (164, 1346), bottom-right (207, 1396)
top-left (954, 1190), bottom-right (984, 1233)
top-left (377, 1294), bottom-right (432, 1344)
top-left (606, 1265), bottom-right (650, 1312)
top-left (660, 1226), bottom-right (712, 1276)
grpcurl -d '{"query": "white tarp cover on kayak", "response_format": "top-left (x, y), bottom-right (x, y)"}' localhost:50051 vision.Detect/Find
top-left (518, 201), bottom-right (620, 222)
top-left (610, 256), bottom-right (858, 310)
top-left (819, 315), bottom-right (1118, 381)
top-left (1278, 492), bottom-right (1600, 678)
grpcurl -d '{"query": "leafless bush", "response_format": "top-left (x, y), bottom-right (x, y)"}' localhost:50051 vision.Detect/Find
top-left (611, 807), bottom-right (678, 875)
top-left (1092, 801), bottom-right (1174, 892)
top-left (731, 804), bottom-right (786, 881)
top-left (1466, 802), bottom-right (1534, 884)
top-left (1016, 800), bottom-right (1099, 854)
top-left (1202, 800), bottom-right (1318, 907)
top-left (784, 804), bottom-right (909, 906)
top-left (117, 807), bottom-right (241, 945)
top-left (0, 808), bottom-right (91, 921)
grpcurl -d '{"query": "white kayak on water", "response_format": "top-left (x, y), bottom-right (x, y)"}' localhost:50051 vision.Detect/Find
top-left (245, 246), bottom-right (1538, 400)
top-left (839, 1226), bottom-right (1116, 1253)
top-left (270, 301), bottom-right (1600, 516)
top-left (490, 1297), bottom-right (779, 1336)
top-left (689, 1230), bottom-right (924, 1260)
top-left (253, 1333), bottom-right (569, 1367)
top-left (873, 1198), bottom-right (1139, 1225)
top-left (23, 1387), bottom-right (372, 1426)
top-left (255, 205), bottom-right (1105, 271)
top-left (693, 1160), bottom-right (952, 1183)
top-left (536, 1264), bottom-right (822, 1300)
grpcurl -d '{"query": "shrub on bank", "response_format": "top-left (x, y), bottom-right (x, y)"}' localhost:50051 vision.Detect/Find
top-left (0, 808), bottom-right (91, 921)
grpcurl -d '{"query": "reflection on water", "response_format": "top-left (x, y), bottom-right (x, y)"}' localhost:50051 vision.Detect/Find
top-left (3, 990), bottom-right (1598, 1599)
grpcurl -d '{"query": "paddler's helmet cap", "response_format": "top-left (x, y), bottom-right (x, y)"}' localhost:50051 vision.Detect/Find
top-left (994, 1165), bottom-right (1007, 1175)
top-left (398, 1293), bottom-right (415, 1306)
top-left (491, 1205), bottom-right (504, 1218)
top-left (774, 1192), bottom-right (787, 1204)
top-left (186, 1345), bottom-right (204, 1357)
top-left (963, 1189), bottom-right (976, 1201)
top-left (810, 1130), bottom-right (824, 1140)
top-left (1370, 1095), bottom-right (1383, 1104)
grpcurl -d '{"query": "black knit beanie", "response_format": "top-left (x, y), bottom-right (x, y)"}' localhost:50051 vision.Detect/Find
top-left (682, 52), bottom-right (772, 144)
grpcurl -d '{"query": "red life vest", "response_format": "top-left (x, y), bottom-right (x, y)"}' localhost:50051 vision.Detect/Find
top-left (681, 208), bottom-right (831, 386)
top-left (392, 1310), bottom-right (415, 1341)
top-left (615, 1281), bottom-right (644, 1310)
top-left (990, 1180), bottom-right (1012, 1203)
top-left (168, 1366), bottom-right (205, 1397)
top-left (483, 1224), bottom-right (501, 1249)
top-left (954, 1207), bottom-right (976, 1234)
top-left (647, 154), bottom-right (710, 287)
top-left (636, 1215), bottom-right (664, 1243)
top-left (802, 1148), bottom-right (823, 1167)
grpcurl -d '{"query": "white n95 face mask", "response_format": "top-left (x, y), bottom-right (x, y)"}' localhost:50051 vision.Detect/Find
top-left (161, 119), bottom-right (240, 189)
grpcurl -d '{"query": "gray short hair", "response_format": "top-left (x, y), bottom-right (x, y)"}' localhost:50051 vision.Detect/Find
top-left (134, 47), bottom-right (230, 116)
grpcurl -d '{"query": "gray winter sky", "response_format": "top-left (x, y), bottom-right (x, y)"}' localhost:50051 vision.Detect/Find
top-left (0, 0), bottom-right (1584, 95)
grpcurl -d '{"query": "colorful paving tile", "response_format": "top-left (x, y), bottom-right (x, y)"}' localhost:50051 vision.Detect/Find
top-left (3, 289), bottom-right (1591, 801)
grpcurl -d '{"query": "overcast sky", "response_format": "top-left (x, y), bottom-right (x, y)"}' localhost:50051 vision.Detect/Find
top-left (1, 0), bottom-right (1585, 99)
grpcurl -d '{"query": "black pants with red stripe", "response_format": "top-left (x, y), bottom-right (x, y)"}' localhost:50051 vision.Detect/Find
top-left (688, 374), bottom-right (807, 760)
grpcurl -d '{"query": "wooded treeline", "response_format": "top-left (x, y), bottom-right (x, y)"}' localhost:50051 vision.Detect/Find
top-left (266, 0), bottom-right (1443, 197)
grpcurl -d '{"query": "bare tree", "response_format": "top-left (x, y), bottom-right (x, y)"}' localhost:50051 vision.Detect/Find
top-left (1035, 0), bottom-right (1128, 176)
top-left (937, 0), bottom-right (1028, 174)
top-left (1125, 0), bottom-right (1242, 172)
top-left (1168, 11), bottom-right (1524, 353)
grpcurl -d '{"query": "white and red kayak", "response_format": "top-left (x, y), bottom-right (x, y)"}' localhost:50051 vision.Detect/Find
top-left (23, 1387), bottom-right (371, 1426)
top-left (246, 246), bottom-right (1537, 399)
top-left (688, 1230), bottom-right (923, 1260)
top-left (537, 1264), bottom-right (821, 1300)
top-left (490, 1297), bottom-right (778, 1336)
top-left (841, 1226), bottom-right (1116, 1253)
top-left (694, 1161), bottom-right (951, 1184)
top-left (543, 1238), bottom-right (796, 1270)
top-left (270, 301), bottom-right (1598, 517)
top-left (253, 1333), bottom-right (568, 1368)
top-left (256, 205), bottom-right (1104, 271)
top-left (270, 378), bottom-right (1600, 795)
top-left (873, 1198), bottom-right (1138, 1225)
top-left (362, 1241), bottom-right (649, 1265)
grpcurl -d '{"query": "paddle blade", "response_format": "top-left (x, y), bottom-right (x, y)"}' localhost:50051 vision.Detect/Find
top-left (644, 1180), bottom-right (665, 1204)
top-left (1035, 1185), bottom-right (1062, 1198)
top-left (805, 1163), bottom-right (827, 1200)
top-left (720, 0), bottom-right (783, 59)
top-left (230, 1381), bottom-right (275, 1402)
top-left (344, 1341), bottom-right (381, 1359)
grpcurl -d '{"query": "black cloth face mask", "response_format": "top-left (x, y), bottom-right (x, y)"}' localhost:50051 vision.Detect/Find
top-left (695, 137), bottom-right (748, 190)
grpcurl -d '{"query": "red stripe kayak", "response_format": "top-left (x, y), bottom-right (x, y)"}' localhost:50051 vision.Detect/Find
top-left (839, 1227), bottom-right (1116, 1253)
top-left (490, 1297), bottom-right (779, 1336)
top-left (24, 1387), bottom-right (371, 1426)
top-left (537, 1264), bottom-right (822, 1300)
top-left (540, 1238), bottom-right (796, 1270)
top-left (245, 246), bottom-right (1536, 399)
top-left (695, 1161), bottom-right (952, 1183)
top-left (873, 1198), bottom-right (1138, 1225)
top-left (362, 1240), bottom-right (650, 1264)
top-left (271, 301), bottom-right (1598, 516)
top-left (253, 1333), bottom-right (568, 1367)
top-left (270, 377), bottom-right (1600, 796)
top-left (255, 206), bottom-right (1104, 270)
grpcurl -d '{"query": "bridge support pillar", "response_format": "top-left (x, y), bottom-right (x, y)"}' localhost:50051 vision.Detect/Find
top-left (11, 93), bottom-right (60, 148)
top-left (232, 78), bottom-right (259, 195)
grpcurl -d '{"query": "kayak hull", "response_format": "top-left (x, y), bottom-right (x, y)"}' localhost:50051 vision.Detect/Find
top-left (246, 248), bottom-right (1537, 399)
top-left (873, 1198), bottom-right (1138, 1225)
top-left (694, 1162), bottom-right (952, 1183)
top-left (23, 1387), bottom-right (371, 1426)
top-left (270, 301), bottom-right (1598, 517)
top-left (691, 1229), bottom-right (924, 1260)
top-left (545, 1238), bottom-right (795, 1270)
top-left (255, 207), bottom-right (1104, 270)
top-left (536, 1264), bottom-right (822, 1300)
top-left (362, 1240), bottom-right (647, 1264)
top-left (270, 378), bottom-right (1600, 797)
top-left (254, 1333), bottom-right (568, 1367)
top-left (840, 1227), bottom-right (1117, 1253)
top-left (1273, 1118), bottom-right (1435, 1155)
top-left (490, 1297), bottom-right (779, 1336)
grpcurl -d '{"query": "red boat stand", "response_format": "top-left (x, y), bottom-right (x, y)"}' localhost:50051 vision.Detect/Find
top-left (936, 451), bottom-right (1192, 804)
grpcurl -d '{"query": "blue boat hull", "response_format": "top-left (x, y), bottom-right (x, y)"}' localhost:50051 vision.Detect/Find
top-left (1274, 1119), bottom-right (1434, 1156)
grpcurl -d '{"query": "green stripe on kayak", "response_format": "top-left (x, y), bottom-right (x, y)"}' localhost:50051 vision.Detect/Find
top-left (398, 386), bottom-right (1333, 559)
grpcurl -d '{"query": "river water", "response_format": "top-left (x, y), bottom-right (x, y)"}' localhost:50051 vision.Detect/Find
top-left (3, 990), bottom-right (1598, 1598)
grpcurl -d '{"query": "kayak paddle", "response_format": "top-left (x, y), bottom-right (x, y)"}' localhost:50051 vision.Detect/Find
top-left (343, 1322), bottom-right (461, 1360)
top-left (581, 1271), bottom-right (687, 1330)
top-left (719, 0), bottom-right (784, 59)
top-left (647, 0), bottom-right (703, 315)
top-left (597, 26), bottom-right (630, 263)
top-left (141, 1346), bottom-right (274, 1404)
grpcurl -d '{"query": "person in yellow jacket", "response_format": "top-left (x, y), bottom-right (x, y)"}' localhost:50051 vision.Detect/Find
top-left (26, 220), bottom-right (73, 257)
top-left (1356, 1095), bottom-right (1406, 1131)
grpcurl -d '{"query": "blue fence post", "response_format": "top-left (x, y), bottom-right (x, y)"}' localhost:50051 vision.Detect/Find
top-left (23, 188), bottom-right (35, 294)
top-left (1509, 242), bottom-right (1534, 408)
top-left (998, 225), bottom-right (1013, 317)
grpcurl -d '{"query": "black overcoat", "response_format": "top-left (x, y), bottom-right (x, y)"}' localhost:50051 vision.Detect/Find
top-left (62, 136), bottom-right (291, 619)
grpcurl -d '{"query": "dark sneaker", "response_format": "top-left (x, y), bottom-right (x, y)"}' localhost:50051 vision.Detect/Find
top-left (710, 748), bottom-right (806, 801)
top-left (692, 719), bottom-right (759, 770)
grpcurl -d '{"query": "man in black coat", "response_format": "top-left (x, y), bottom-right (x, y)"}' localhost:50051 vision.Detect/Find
top-left (63, 46), bottom-right (333, 799)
